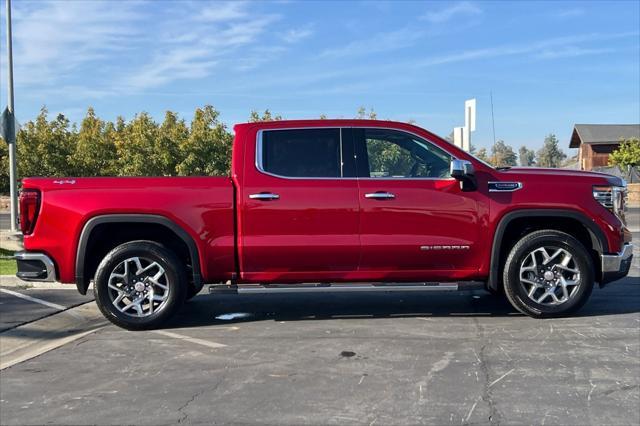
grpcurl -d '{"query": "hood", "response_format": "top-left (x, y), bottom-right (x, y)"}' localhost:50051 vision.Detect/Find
top-left (497, 167), bottom-right (624, 185)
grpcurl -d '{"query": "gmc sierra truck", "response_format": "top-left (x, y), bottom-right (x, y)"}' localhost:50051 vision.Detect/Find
top-left (15, 120), bottom-right (633, 329)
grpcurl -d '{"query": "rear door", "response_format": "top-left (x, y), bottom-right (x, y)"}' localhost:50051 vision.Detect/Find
top-left (239, 127), bottom-right (360, 282)
top-left (354, 127), bottom-right (483, 281)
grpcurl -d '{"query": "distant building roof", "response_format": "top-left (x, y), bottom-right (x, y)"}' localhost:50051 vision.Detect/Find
top-left (570, 124), bottom-right (640, 148)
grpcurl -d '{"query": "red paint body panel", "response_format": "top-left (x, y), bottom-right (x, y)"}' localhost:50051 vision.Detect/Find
top-left (21, 119), bottom-right (627, 288)
top-left (358, 178), bottom-right (488, 278)
top-left (21, 177), bottom-right (235, 283)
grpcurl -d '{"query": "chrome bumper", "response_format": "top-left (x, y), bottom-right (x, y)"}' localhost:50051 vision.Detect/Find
top-left (15, 251), bottom-right (57, 282)
top-left (601, 244), bottom-right (634, 285)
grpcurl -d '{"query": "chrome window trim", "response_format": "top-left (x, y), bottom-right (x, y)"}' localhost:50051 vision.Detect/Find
top-left (255, 128), bottom-right (351, 181)
top-left (255, 126), bottom-right (458, 181)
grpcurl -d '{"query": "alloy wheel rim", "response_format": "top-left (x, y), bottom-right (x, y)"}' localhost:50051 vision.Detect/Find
top-left (519, 246), bottom-right (581, 306)
top-left (107, 257), bottom-right (170, 317)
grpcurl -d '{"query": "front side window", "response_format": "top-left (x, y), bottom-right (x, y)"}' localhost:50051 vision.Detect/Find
top-left (361, 129), bottom-right (452, 178)
top-left (261, 128), bottom-right (341, 178)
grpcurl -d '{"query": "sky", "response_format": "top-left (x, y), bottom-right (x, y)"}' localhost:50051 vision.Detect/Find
top-left (0, 0), bottom-right (639, 151)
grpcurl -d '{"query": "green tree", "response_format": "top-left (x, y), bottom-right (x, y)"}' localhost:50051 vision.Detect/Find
top-left (16, 107), bottom-right (75, 178)
top-left (0, 141), bottom-right (9, 193)
top-left (518, 146), bottom-right (536, 166)
top-left (609, 138), bottom-right (640, 168)
top-left (490, 140), bottom-right (518, 167)
top-left (356, 106), bottom-right (377, 119)
top-left (177, 105), bottom-right (232, 176)
top-left (157, 111), bottom-right (188, 175)
top-left (476, 147), bottom-right (490, 163)
top-left (537, 134), bottom-right (566, 168)
top-left (115, 112), bottom-right (159, 176)
top-left (249, 109), bottom-right (282, 122)
top-left (366, 139), bottom-right (413, 177)
top-left (72, 107), bottom-right (117, 176)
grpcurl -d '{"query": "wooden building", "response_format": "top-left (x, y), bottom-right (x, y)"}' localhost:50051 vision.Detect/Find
top-left (569, 124), bottom-right (640, 171)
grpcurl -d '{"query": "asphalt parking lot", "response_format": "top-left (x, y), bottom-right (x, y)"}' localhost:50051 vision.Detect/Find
top-left (0, 221), bottom-right (638, 425)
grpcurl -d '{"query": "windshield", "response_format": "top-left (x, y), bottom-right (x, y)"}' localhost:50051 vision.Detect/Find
top-left (465, 150), bottom-right (495, 169)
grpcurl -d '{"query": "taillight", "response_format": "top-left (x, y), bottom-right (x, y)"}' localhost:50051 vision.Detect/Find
top-left (19, 190), bottom-right (40, 235)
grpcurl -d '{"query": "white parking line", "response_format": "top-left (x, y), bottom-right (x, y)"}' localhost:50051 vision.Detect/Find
top-left (151, 330), bottom-right (227, 349)
top-left (0, 288), bottom-right (68, 310)
top-left (1, 326), bottom-right (106, 370)
top-left (0, 288), bottom-right (84, 320)
top-left (0, 302), bottom-right (106, 370)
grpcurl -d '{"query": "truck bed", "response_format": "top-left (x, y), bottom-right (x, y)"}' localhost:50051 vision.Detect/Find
top-left (21, 176), bottom-right (236, 285)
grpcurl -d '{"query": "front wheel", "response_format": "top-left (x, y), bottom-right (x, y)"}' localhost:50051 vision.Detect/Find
top-left (503, 230), bottom-right (594, 318)
top-left (93, 241), bottom-right (187, 330)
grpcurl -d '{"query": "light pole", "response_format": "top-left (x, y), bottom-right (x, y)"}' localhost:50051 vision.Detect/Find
top-left (5, 0), bottom-right (18, 232)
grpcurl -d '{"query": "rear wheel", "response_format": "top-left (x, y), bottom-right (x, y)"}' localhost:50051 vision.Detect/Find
top-left (503, 230), bottom-right (594, 318)
top-left (93, 241), bottom-right (187, 330)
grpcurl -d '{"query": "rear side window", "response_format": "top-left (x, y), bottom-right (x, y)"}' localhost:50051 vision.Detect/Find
top-left (260, 129), bottom-right (341, 178)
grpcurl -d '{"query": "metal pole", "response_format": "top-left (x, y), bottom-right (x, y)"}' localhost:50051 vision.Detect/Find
top-left (6, 0), bottom-right (18, 232)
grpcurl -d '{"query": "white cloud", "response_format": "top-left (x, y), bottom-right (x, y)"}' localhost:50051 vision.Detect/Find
top-left (553, 8), bottom-right (585, 19)
top-left (280, 26), bottom-right (314, 43)
top-left (124, 4), bottom-right (282, 90)
top-left (4, 0), bottom-right (143, 87)
top-left (196, 1), bottom-right (248, 22)
top-left (319, 27), bottom-right (425, 59)
top-left (535, 46), bottom-right (614, 59)
top-left (1, 0), bottom-right (308, 96)
top-left (422, 1), bottom-right (482, 24)
top-left (416, 32), bottom-right (638, 67)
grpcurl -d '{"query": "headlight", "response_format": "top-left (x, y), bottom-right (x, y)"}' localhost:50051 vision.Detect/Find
top-left (593, 184), bottom-right (627, 223)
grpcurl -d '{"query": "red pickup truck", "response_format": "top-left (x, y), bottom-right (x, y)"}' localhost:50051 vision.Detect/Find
top-left (16, 120), bottom-right (633, 329)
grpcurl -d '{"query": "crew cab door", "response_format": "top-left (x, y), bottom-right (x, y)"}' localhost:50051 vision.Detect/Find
top-left (238, 127), bottom-right (360, 282)
top-left (354, 128), bottom-right (484, 280)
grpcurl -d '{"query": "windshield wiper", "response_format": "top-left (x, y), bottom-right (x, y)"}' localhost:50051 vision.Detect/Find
top-left (496, 166), bottom-right (512, 171)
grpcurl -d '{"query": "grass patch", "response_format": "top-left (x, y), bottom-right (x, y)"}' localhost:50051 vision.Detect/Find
top-left (0, 248), bottom-right (16, 276)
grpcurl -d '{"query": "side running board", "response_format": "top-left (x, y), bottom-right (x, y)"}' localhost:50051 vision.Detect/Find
top-left (209, 282), bottom-right (485, 294)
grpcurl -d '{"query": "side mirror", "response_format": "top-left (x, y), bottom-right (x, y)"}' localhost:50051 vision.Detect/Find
top-left (450, 159), bottom-right (475, 178)
top-left (450, 159), bottom-right (477, 191)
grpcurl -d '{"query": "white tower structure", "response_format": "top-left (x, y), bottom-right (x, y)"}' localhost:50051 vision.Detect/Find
top-left (453, 98), bottom-right (476, 152)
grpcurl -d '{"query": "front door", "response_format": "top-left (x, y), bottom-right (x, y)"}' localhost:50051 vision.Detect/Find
top-left (354, 127), bottom-right (484, 281)
top-left (240, 127), bottom-right (360, 283)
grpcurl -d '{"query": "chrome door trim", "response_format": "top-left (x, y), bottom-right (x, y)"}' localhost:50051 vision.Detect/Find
top-left (364, 192), bottom-right (396, 200)
top-left (249, 193), bottom-right (280, 200)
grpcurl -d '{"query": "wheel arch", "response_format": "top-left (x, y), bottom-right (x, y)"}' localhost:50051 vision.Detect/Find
top-left (487, 209), bottom-right (607, 292)
top-left (75, 214), bottom-right (202, 295)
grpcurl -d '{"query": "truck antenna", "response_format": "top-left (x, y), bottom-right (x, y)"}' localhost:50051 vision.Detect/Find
top-left (490, 90), bottom-right (497, 148)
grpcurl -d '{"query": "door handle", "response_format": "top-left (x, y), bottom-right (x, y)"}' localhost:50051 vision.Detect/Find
top-left (249, 193), bottom-right (280, 201)
top-left (364, 192), bottom-right (395, 200)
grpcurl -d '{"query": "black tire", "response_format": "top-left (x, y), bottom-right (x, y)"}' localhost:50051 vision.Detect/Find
top-left (503, 230), bottom-right (594, 318)
top-left (93, 240), bottom-right (187, 330)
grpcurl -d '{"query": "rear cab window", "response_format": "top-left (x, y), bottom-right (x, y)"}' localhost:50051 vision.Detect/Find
top-left (258, 128), bottom-right (355, 178)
